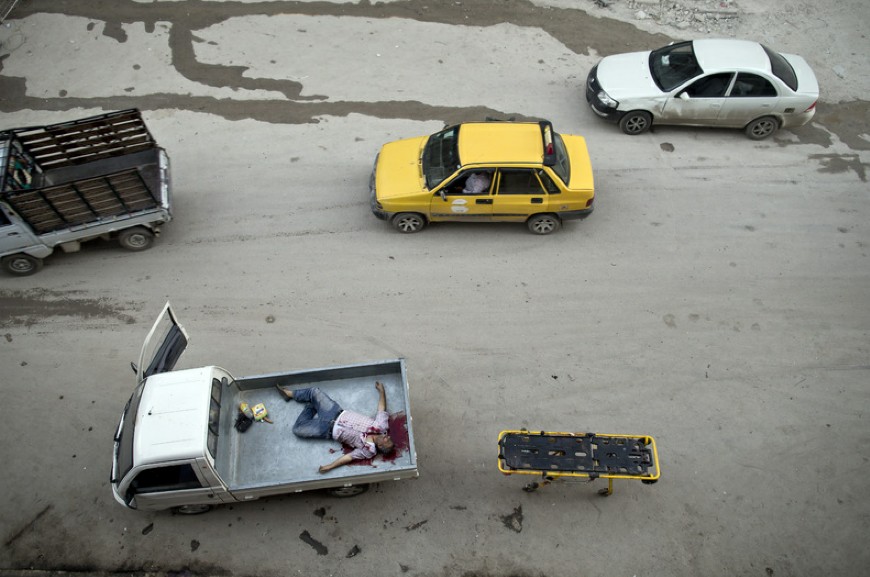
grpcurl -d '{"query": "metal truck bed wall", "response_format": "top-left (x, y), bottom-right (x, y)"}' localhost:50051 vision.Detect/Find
top-left (214, 359), bottom-right (417, 495)
top-left (0, 109), bottom-right (165, 235)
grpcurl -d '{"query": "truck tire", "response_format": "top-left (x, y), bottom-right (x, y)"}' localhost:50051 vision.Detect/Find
top-left (326, 484), bottom-right (370, 498)
top-left (2, 253), bottom-right (44, 276)
top-left (172, 504), bottom-right (213, 515)
top-left (118, 227), bottom-right (155, 251)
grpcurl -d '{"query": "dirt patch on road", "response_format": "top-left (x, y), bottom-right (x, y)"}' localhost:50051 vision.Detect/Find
top-left (0, 289), bottom-right (136, 327)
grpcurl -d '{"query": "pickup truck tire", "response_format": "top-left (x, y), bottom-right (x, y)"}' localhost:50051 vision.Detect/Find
top-left (527, 214), bottom-right (561, 235)
top-left (118, 227), bottom-right (155, 251)
top-left (326, 484), bottom-right (370, 498)
top-left (2, 253), bottom-right (44, 276)
top-left (392, 213), bottom-right (426, 233)
top-left (173, 504), bottom-right (213, 515)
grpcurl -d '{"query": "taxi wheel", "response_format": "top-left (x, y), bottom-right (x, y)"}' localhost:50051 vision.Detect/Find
top-left (744, 116), bottom-right (778, 140)
top-left (619, 111), bottom-right (652, 135)
top-left (392, 213), bottom-right (426, 233)
top-left (527, 214), bottom-right (561, 235)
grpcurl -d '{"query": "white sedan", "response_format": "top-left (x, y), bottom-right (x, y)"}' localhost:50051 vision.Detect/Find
top-left (585, 39), bottom-right (819, 140)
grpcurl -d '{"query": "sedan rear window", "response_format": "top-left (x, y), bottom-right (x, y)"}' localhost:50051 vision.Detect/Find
top-left (650, 41), bottom-right (703, 92)
top-left (762, 45), bottom-right (798, 91)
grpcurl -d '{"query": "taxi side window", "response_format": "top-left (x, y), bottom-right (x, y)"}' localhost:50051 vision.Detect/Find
top-left (497, 169), bottom-right (545, 195)
top-left (536, 170), bottom-right (561, 195)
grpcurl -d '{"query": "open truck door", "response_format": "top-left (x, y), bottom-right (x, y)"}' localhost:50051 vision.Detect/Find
top-left (136, 301), bottom-right (189, 382)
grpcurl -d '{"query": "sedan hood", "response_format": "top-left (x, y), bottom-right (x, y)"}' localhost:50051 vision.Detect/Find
top-left (596, 50), bottom-right (661, 99)
top-left (782, 53), bottom-right (820, 97)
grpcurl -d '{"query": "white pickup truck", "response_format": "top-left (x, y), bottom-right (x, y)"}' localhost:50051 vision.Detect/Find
top-left (111, 303), bottom-right (418, 514)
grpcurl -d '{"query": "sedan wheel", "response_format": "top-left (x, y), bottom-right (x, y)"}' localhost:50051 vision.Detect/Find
top-left (619, 111), bottom-right (652, 135)
top-left (744, 116), bottom-right (778, 140)
top-left (392, 213), bottom-right (426, 233)
top-left (527, 214), bottom-right (561, 235)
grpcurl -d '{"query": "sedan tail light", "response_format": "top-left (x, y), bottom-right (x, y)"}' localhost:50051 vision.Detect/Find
top-left (803, 101), bottom-right (817, 113)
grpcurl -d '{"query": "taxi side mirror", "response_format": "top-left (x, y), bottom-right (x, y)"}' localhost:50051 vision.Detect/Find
top-left (439, 190), bottom-right (446, 201)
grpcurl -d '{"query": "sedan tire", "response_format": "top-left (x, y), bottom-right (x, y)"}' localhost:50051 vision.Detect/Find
top-left (392, 213), bottom-right (426, 233)
top-left (744, 116), bottom-right (779, 140)
top-left (619, 111), bottom-right (653, 135)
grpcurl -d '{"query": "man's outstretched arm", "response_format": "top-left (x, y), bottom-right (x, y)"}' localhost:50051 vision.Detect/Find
top-left (319, 453), bottom-right (353, 473)
top-left (375, 381), bottom-right (387, 412)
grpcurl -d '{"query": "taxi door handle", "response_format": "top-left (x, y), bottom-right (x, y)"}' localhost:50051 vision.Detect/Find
top-left (530, 198), bottom-right (543, 204)
top-left (476, 199), bottom-right (492, 205)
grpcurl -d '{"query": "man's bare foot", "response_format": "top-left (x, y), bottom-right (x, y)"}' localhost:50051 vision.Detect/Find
top-left (276, 385), bottom-right (293, 401)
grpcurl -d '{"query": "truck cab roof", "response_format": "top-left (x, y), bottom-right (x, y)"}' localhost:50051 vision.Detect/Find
top-left (134, 366), bottom-right (214, 467)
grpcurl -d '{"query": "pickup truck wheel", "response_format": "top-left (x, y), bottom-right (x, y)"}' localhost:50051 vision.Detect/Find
top-left (118, 227), bottom-right (155, 251)
top-left (527, 214), bottom-right (561, 235)
top-left (173, 504), bottom-right (212, 515)
top-left (619, 111), bottom-right (652, 135)
top-left (2, 254), bottom-right (44, 276)
top-left (392, 213), bottom-right (426, 233)
top-left (326, 484), bottom-right (370, 498)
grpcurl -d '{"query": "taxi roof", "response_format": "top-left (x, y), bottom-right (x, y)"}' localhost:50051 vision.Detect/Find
top-left (458, 122), bottom-right (546, 166)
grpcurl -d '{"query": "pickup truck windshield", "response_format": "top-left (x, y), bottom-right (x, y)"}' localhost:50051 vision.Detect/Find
top-left (114, 382), bottom-right (146, 484)
top-left (422, 126), bottom-right (459, 189)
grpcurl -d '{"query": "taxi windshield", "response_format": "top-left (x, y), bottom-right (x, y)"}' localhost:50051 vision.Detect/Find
top-left (422, 126), bottom-right (459, 189)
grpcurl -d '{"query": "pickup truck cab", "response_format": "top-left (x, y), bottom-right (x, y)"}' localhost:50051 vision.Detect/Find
top-left (111, 303), bottom-right (418, 514)
top-left (370, 120), bottom-right (594, 235)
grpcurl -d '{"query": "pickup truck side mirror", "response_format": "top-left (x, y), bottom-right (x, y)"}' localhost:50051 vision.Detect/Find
top-left (130, 362), bottom-right (138, 375)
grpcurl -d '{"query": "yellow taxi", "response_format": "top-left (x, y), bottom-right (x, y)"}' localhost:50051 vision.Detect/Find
top-left (369, 120), bottom-right (594, 234)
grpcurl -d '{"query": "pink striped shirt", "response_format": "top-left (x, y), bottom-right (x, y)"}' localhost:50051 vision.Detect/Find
top-left (331, 409), bottom-right (389, 460)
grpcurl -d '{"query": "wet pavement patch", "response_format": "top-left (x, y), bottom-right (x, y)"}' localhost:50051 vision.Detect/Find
top-left (299, 530), bottom-right (328, 555)
top-left (0, 289), bottom-right (137, 327)
top-left (500, 505), bottom-right (523, 533)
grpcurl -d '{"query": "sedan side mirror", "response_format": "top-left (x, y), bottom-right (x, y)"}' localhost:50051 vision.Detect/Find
top-left (678, 92), bottom-right (690, 101)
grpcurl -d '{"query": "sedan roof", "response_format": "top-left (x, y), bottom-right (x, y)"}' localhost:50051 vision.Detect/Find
top-left (693, 39), bottom-right (771, 74)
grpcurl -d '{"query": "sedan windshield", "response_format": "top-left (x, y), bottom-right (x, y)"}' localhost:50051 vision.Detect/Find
top-left (422, 125), bottom-right (459, 189)
top-left (649, 41), bottom-right (704, 92)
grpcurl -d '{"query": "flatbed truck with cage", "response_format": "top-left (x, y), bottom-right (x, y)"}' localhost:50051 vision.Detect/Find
top-left (0, 109), bottom-right (171, 275)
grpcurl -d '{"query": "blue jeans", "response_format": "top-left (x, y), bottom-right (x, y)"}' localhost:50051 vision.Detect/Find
top-left (292, 387), bottom-right (343, 439)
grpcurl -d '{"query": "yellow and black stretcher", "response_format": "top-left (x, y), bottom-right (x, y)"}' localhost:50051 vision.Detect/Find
top-left (497, 430), bottom-right (660, 496)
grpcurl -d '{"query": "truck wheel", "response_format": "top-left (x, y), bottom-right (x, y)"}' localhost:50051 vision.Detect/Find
top-left (118, 227), bottom-right (155, 251)
top-left (173, 504), bottom-right (212, 515)
top-left (527, 214), bottom-right (561, 235)
top-left (2, 254), bottom-right (44, 276)
top-left (326, 484), bottom-right (370, 498)
top-left (392, 213), bottom-right (426, 233)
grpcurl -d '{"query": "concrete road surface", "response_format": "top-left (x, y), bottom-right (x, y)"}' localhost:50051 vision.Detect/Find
top-left (1, 1), bottom-right (868, 576)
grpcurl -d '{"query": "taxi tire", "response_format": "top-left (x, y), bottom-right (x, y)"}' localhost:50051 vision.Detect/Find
top-left (619, 111), bottom-right (652, 135)
top-left (392, 212), bottom-right (426, 233)
top-left (527, 214), bottom-right (561, 235)
top-left (744, 116), bottom-right (778, 140)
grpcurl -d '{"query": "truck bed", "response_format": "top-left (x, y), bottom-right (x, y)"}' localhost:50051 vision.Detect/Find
top-left (214, 359), bottom-right (417, 494)
top-left (3, 147), bottom-right (165, 235)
